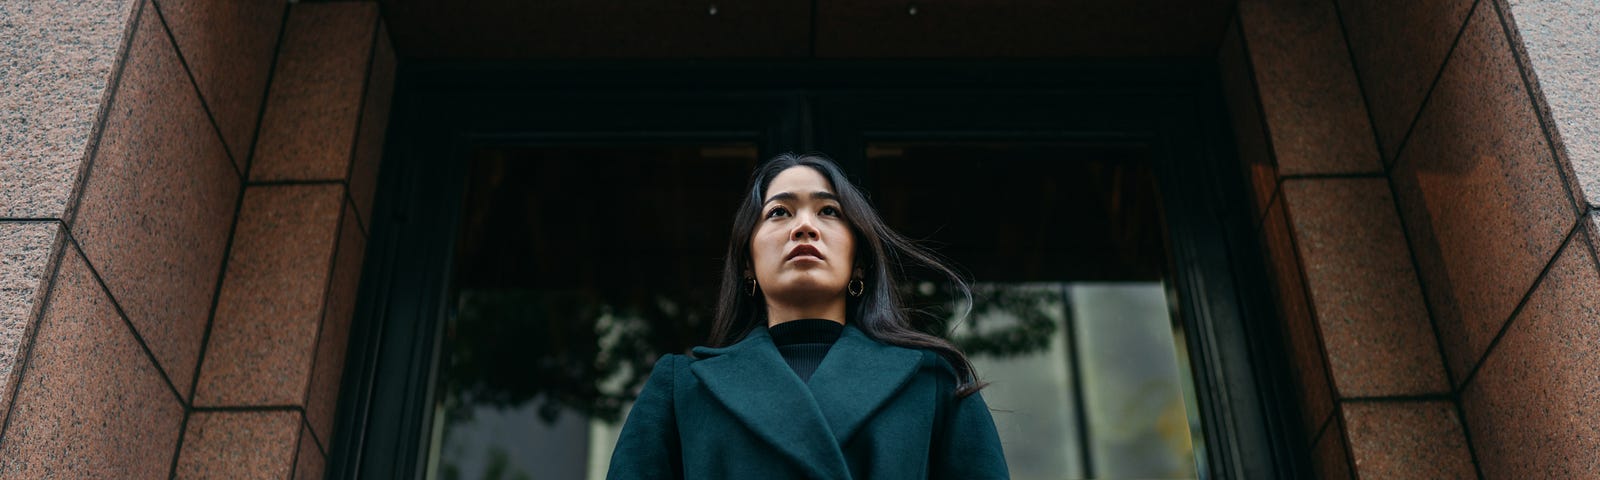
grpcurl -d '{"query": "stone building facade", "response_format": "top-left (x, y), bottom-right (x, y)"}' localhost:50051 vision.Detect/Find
top-left (1, 0), bottom-right (1597, 477)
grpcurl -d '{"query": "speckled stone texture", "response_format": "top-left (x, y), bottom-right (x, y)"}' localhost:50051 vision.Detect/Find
top-left (0, 222), bottom-right (61, 423)
top-left (1342, 401), bottom-right (1476, 479)
top-left (1336, 0), bottom-right (1475, 162)
top-left (0, 0), bottom-right (140, 219)
top-left (70, 0), bottom-right (241, 399)
top-left (307, 202), bottom-right (365, 444)
top-left (1281, 179), bottom-right (1448, 396)
top-left (152, 0), bottom-right (287, 169)
top-left (174, 410), bottom-right (300, 479)
top-left (1238, 0), bottom-right (1381, 175)
top-left (295, 423), bottom-right (324, 480)
top-left (1312, 421), bottom-right (1352, 480)
top-left (1218, 20), bottom-right (1277, 224)
top-left (0, 246), bottom-right (184, 478)
top-left (1389, 2), bottom-right (1576, 382)
top-left (1261, 200), bottom-right (1334, 439)
top-left (250, 3), bottom-right (379, 182)
top-left (194, 184), bottom-right (343, 407)
top-left (1462, 227), bottom-right (1600, 478)
top-left (1500, 0), bottom-right (1600, 209)
top-left (348, 22), bottom-right (396, 230)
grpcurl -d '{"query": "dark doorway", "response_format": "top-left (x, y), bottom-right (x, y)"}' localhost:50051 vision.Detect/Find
top-left (330, 64), bottom-right (1304, 479)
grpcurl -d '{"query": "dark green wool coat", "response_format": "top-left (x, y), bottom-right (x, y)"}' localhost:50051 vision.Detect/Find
top-left (606, 324), bottom-right (1009, 480)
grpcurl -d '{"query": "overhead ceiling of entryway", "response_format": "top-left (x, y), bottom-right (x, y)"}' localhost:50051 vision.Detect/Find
top-left (376, 0), bottom-right (1237, 59)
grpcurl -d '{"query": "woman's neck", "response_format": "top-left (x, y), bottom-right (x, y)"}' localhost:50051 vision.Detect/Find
top-left (764, 300), bottom-right (847, 328)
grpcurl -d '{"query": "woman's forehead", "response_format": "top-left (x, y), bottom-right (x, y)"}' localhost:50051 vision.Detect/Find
top-left (765, 167), bottom-right (835, 199)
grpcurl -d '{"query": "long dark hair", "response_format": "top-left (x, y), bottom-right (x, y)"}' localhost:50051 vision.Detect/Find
top-left (706, 153), bottom-right (985, 397)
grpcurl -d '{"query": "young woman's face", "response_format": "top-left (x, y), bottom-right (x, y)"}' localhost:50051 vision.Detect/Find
top-left (749, 166), bottom-right (857, 305)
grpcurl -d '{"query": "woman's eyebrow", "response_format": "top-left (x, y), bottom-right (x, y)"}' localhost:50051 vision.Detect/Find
top-left (764, 191), bottom-right (839, 203)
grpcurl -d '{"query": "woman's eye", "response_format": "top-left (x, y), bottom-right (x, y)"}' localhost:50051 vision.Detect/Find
top-left (766, 207), bottom-right (789, 218)
top-left (820, 206), bottom-right (841, 216)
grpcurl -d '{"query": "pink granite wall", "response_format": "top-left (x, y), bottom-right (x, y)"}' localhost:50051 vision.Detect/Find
top-left (0, 1), bottom-right (393, 477)
top-left (1224, 0), bottom-right (1600, 477)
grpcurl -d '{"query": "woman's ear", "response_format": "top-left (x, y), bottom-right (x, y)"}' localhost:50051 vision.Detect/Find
top-left (853, 267), bottom-right (865, 280)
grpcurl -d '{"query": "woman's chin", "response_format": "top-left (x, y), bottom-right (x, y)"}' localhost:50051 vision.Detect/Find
top-left (765, 281), bottom-right (847, 301)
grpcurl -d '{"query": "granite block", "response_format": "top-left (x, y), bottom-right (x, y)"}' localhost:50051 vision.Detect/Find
top-left (194, 184), bottom-right (343, 407)
top-left (1461, 227), bottom-right (1600, 478)
top-left (1502, 0), bottom-right (1600, 208)
top-left (1262, 200), bottom-right (1334, 438)
top-left (1281, 179), bottom-right (1448, 396)
top-left (1341, 401), bottom-right (1476, 479)
top-left (348, 21), bottom-right (396, 232)
top-left (295, 423), bottom-right (325, 480)
top-left (1218, 19), bottom-right (1277, 224)
top-left (1312, 420), bottom-right (1352, 480)
top-left (0, 222), bottom-right (61, 420)
top-left (0, 245), bottom-right (185, 478)
top-left (174, 410), bottom-right (301, 479)
top-left (1336, 0), bottom-right (1475, 162)
top-left (1238, 0), bottom-right (1381, 175)
top-left (153, 0), bottom-right (287, 168)
top-left (1389, 4), bottom-right (1575, 382)
top-left (307, 202), bottom-right (365, 443)
top-left (0, 0), bottom-right (140, 219)
top-left (70, 0), bottom-right (241, 399)
top-left (251, 2), bottom-right (378, 182)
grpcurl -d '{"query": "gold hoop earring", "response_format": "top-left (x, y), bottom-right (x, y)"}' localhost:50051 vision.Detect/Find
top-left (746, 278), bottom-right (758, 296)
top-left (849, 278), bottom-right (865, 297)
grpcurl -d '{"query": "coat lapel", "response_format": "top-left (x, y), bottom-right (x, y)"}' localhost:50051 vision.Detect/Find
top-left (805, 325), bottom-right (925, 445)
top-left (690, 328), bottom-right (852, 479)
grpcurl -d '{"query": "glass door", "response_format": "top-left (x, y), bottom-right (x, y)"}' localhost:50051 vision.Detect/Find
top-left (336, 64), bottom-right (1302, 480)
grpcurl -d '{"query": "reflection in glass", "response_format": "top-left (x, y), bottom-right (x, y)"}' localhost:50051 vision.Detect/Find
top-left (427, 145), bottom-right (757, 480)
top-left (953, 282), bottom-right (1200, 480)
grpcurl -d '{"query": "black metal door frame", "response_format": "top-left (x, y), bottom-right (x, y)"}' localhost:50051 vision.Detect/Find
top-left (328, 61), bottom-right (1307, 479)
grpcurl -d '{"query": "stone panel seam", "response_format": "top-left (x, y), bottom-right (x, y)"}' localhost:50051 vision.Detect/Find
top-left (1273, 178), bottom-right (1352, 419)
top-left (240, 9), bottom-right (295, 183)
top-left (1333, 401), bottom-right (1357, 480)
top-left (1448, 212), bottom-right (1589, 480)
top-left (344, 14), bottom-right (387, 233)
top-left (1341, 393), bottom-right (1455, 403)
top-left (303, 408), bottom-right (329, 459)
top-left (0, 221), bottom-right (68, 438)
top-left (168, 9), bottom-right (293, 472)
top-left (169, 137), bottom-right (255, 480)
top-left (1232, 14), bottom-right (1284, 230)
top-left (1278, 172), bottom-right (1386, 181)
top-left (300, 194), bottom-right (352, 446)
top-left (1331, 0), bottom-right (1459, 390)
top-left (1310, 403), bottom-right (1336, 454)
top-left (192, 404), bottom-right (305, 413)
top-left (146, 0), bottom-right (244, 181)
top-left (1488, 0), bottom-right (1584, 217)
top-left (1455, 214), bottom-right (1584, 393)
top-left (1586, 208), bottom-right (1600, 293)
top-left (289, 411), bottom-right (307, 480)
top-left (248, 179), bottom-right (347, 187)
top-left (1344, 0), bottom-right (1482, 171)
top-left (63, 231), bottom-right (187, 405)
top-left (168, 15), bottom-right (300, 473)
top-left (62, 0), bottom-right (148, 230)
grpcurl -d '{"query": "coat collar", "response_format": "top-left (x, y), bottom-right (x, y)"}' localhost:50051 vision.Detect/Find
top-left (690, 323), bottom-right (923, 479)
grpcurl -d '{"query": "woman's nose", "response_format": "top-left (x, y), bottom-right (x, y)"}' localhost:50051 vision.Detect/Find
top-left (791, 216), bottom-right (820, 240)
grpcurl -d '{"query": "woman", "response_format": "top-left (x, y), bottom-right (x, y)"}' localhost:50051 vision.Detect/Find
top-left (607, 153), bottom-right (1009, 479)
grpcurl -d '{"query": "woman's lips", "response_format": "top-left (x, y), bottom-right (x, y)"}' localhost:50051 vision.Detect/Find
top-left (786, 245), bottom-right (825, 262)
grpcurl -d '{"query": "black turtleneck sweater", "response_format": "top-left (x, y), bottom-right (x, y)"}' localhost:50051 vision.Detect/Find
top-left (767, 319), bottom-right (844, 383)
